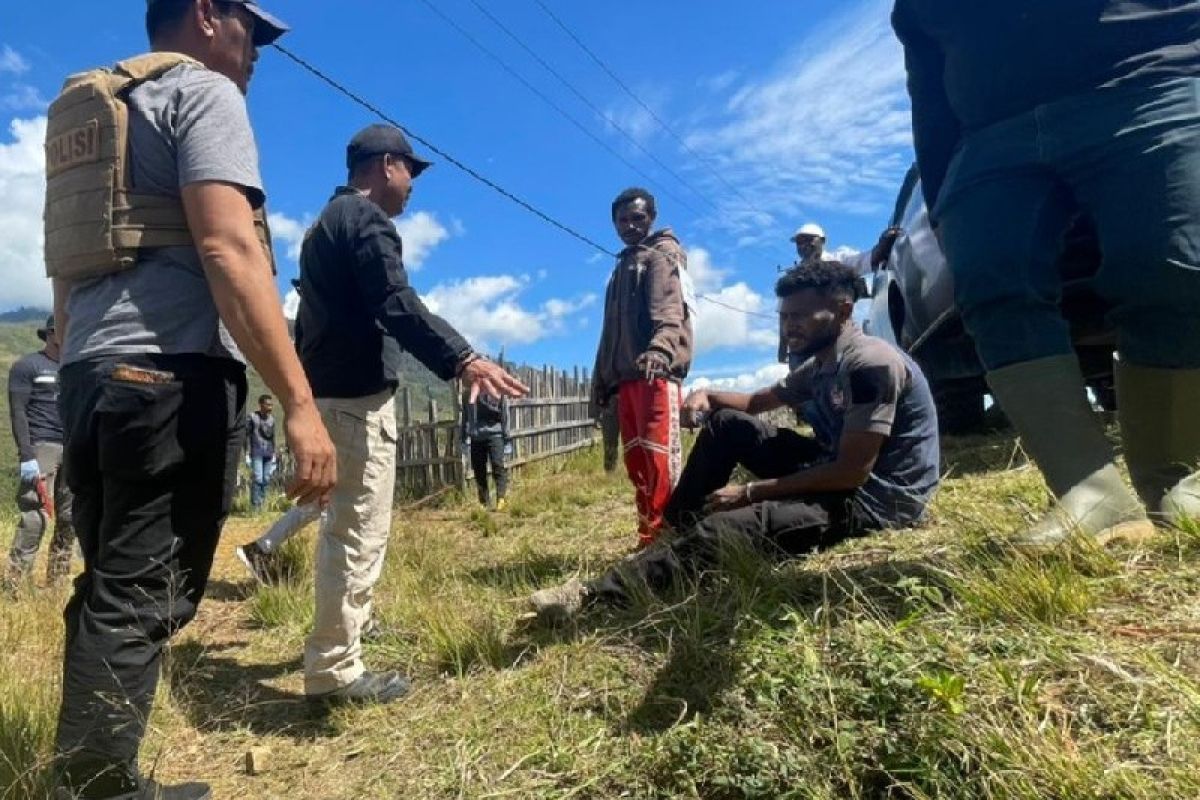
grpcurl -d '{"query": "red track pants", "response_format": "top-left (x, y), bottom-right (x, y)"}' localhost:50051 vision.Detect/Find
top-left (617, 379), bottom-right (682, 546)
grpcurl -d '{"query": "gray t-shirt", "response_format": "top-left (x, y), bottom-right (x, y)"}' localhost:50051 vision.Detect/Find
top-left (774, 325), bottom-right (941, 529)
top-left (63, 63), bottom-right (265, 364)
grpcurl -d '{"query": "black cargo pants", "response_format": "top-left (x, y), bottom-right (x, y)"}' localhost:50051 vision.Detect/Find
top-left (54, 354), bottom-right (246, 791)
top-left (593, 409), bottom-right (866, 604)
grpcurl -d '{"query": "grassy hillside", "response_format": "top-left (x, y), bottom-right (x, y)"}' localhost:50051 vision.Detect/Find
top-left (2, 431), bottom-right (1199, 798)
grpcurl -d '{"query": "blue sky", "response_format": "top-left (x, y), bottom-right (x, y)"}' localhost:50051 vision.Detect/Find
top-left (0, 0), bottom-right (914, 388)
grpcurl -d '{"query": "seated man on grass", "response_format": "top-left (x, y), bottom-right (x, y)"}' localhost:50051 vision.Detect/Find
top-left (530, 261), bottom-right (941, 621)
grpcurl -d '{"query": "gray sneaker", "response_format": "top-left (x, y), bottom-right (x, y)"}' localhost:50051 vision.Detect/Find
top-left (306, 670), bottom-right (411, 709)
top-left (529, 577), bottom-right (590, 623)
top-left (234, 541), bottom-right (277, 585)
top-left (53, 777), bottom-right (211, 799)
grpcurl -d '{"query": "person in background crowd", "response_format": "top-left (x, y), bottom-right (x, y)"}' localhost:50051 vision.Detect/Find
top-left (3, 314), bottom-right (74, 589)
top-left (246, 393), bottom-right (277, 510)
top-left (591, 187), bottom-right (694, 547)
top-left (235, 500), bottom-right (322, 583)
top-left (461, 389), bottom-right (512, 511)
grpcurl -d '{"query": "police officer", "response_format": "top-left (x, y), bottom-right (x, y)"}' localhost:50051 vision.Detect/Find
top-left (45, 2), bottom-right (334, 797)
top-left (295, 124), bottom-right (526, 707)
top-left (3, 314), bottom-right (74, 588)
top-left (894, 1), bottom-right (1200, 545)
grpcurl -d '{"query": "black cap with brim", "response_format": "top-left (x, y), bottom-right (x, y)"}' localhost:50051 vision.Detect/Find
top-left (237, 0), bottom-right (289, 47)
top-left (346, 124), bottom-right (433, 178)
top-left (146, 0), bottom-right (289, 47)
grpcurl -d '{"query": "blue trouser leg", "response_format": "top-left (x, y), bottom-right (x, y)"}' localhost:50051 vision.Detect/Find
top-left (936, 78), bottom-right (1200, 371)
top-left (1060, 78), bottom-right (1200, 369)
top-left (251, 456), bottom-right (269, 510)
top-left (935, 115), bottom-right (1078, 370)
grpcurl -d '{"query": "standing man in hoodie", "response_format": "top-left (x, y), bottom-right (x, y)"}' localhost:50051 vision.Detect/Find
top-left (592, 188), bottom-right (694, 547)
top-left (893, 1), bottom-right (1200, 545)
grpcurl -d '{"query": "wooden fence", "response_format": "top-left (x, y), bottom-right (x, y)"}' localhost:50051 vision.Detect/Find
top-left (393, 364), bottom-right (596, 498)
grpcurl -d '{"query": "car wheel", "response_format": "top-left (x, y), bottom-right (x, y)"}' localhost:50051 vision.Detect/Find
top-left (932, 382), bottom-right (990, 436)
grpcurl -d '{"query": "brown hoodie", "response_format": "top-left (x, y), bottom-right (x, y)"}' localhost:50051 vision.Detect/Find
top-left (591, 228), bottom-right (694, 406)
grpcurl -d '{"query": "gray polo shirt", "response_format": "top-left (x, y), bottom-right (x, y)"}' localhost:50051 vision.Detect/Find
top-left (774, 325), bottom-right (941, 528)
top-left (63, 63), bottom-right (265, 364)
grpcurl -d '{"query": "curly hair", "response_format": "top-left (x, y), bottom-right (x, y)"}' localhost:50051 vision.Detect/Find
top-left (775, 260), bottom-right (859, 301)
top-left (611, 187), bottom-right (657, 221)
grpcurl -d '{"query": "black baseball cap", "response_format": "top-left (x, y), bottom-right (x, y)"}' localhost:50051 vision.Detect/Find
top-left (146, 0), bottom-right (290, 47)
top-left (346, 124), bottom-right (432, 177)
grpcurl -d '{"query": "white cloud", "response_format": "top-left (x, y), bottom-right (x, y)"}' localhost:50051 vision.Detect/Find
top-left (424, 274), bottom-right (595, 351)
top-left (698, 69), bottom-right (741, 94)
top-left (683, 0), bottom-right (911, 238)
top-left (687, 246), bottom-right (729, 294)
top-left (688, 362), bottom-right (790, 394)
top-left (395, 210), bottom-right (450, 269)
top-left (686, 247), bottom-right (778, 355)
top-left (270, 207), bottom-right (452, 271)
top-left (0, 115), bottom-right (51, 310)
top-left (0, 46), bottom-right (29, 75)
top-left (282, 287), bottom-right (300, 321)
top-left (268, 211), bottom-right (308, 262)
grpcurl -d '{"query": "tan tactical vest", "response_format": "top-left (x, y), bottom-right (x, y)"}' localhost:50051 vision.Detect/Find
top-left (43, 52), bottom-right (276, 281)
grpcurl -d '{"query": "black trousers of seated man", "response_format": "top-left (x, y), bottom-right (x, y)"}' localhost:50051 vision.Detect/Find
top-left (590, 409), bottom-right (868, 605)
top-left (54, 354), bottom-right (246, 795)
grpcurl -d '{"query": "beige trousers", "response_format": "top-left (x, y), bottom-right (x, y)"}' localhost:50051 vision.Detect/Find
top-left (304, 390), bottom-right (397, 694)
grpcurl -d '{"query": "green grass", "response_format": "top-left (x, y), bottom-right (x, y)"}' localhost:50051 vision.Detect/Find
top-left (3, 428), bottom-right (1200, 798)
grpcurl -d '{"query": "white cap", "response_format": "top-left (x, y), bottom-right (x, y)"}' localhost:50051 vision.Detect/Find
top-left (790, 223), bottom-right (826, 241)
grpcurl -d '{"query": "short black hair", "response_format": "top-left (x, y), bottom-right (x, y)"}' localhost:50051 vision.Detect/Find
top-left (258, 394), bottom-right (273, 404)
top-left (146, 0), bottom-right (235, 42)
top-left (775, 260), bottom-right (859, 302)
top-left (346, 152), bottom-right (415, 185)
top-left (611, 187), bottom-right (656, 221)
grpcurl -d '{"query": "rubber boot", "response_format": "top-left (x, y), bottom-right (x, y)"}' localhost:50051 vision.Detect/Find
top-left (1115, 361), bottom-right (1200, 525)
top-left (986, 355), bottom-right (1154, 548)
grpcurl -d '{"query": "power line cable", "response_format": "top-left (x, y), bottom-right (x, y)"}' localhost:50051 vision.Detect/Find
top-left (465, 0), bottom-right (718, 213)
top-left (698, 294), bottom-right (775, 320)
top-left (530, 0), bottom-right (770, 222)
top-left (271, 43), bottom-right (617, 258)
top-left (413, 0), bottom-right (703, 217)
top-left (271, 45), bottom-right (769, 321)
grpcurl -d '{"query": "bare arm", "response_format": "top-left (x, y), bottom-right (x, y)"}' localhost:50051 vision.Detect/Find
top-left (181, 180), bottom-right (335, 506)
top-left (683, 386), bottom-right (786, 426)
top-left (705, 430), bottom-right (885, 512)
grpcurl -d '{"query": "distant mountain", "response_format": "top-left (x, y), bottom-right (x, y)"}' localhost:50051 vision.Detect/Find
top-left (0, 307), bottom-right (50, 324)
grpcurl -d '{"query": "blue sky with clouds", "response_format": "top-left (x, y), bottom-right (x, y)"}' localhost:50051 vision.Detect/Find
top-left (0, 0), bottom-right (914, 388)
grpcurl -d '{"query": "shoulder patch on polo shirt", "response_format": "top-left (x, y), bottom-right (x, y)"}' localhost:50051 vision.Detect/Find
top-left (849, 366), bottom-right (896, 405)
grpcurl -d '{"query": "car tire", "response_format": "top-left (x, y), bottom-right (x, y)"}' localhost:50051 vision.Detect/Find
top-left (932, 382), bottom-right (990, 436)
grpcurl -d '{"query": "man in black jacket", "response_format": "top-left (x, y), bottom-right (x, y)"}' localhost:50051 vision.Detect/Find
top-left (295, 124), bottom-right (525, 707)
